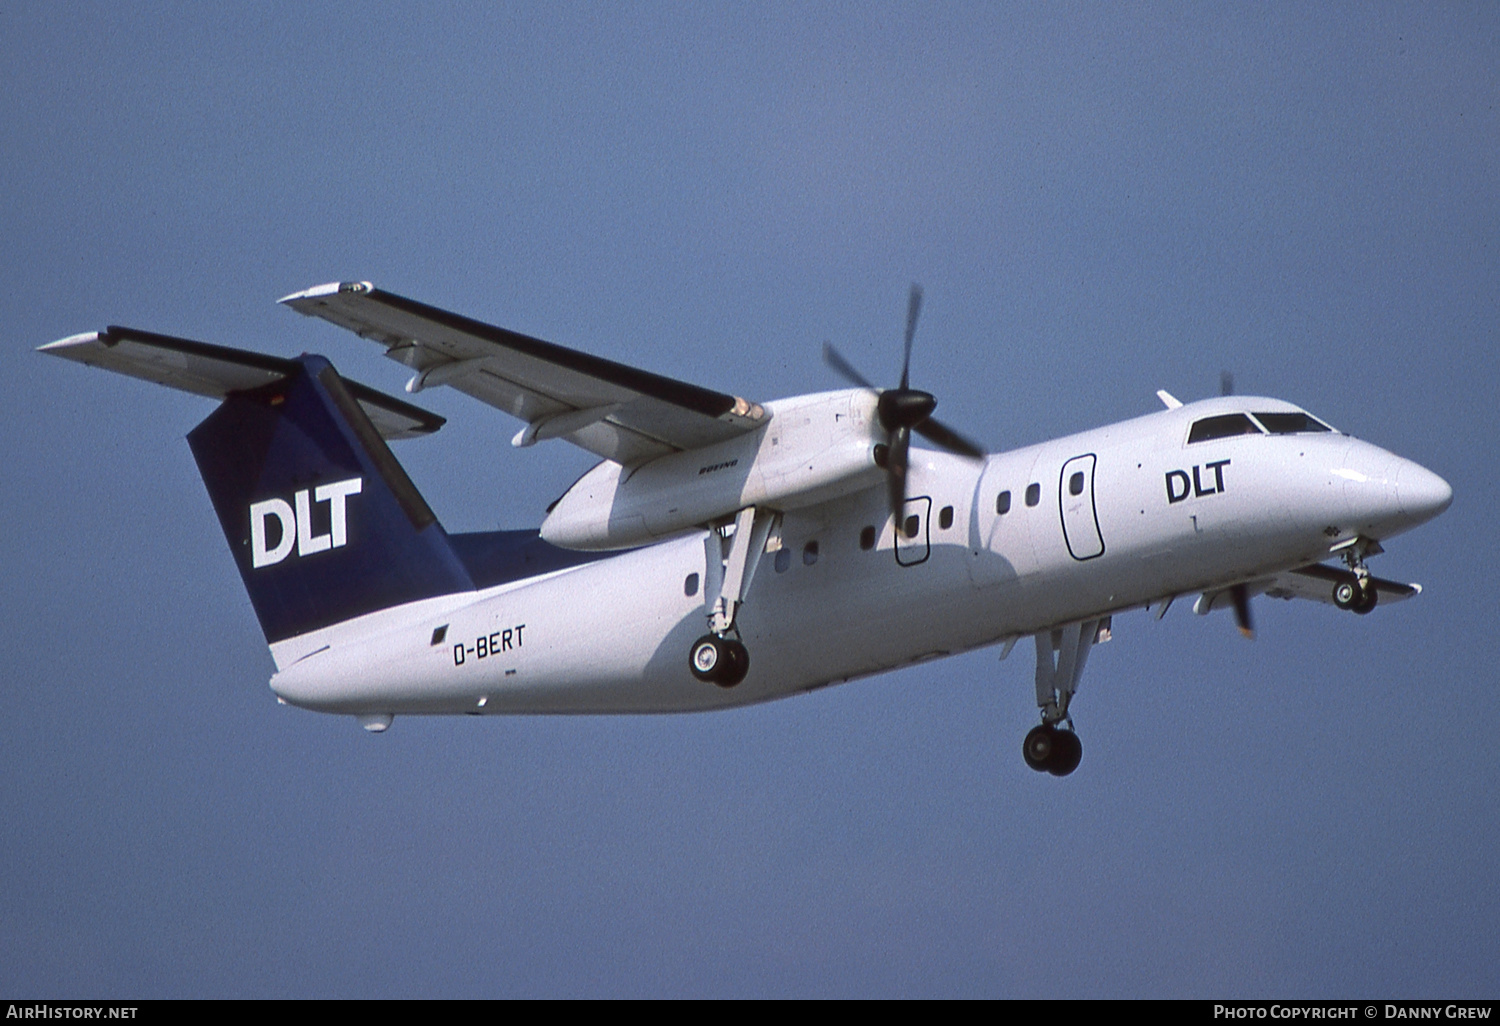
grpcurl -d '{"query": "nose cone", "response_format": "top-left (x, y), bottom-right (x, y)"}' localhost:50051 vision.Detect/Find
top-left (1397, 460), bottom-right (1453, 525)
top-left (1333, 442), bottom-right (1449, 540)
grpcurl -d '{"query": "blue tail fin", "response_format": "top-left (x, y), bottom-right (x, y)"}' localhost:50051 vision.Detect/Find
top-left (187, 355), bottom-right (474, 642)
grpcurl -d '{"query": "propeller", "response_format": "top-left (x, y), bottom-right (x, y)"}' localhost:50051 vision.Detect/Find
top-left (1229, 583), bottom-right (1254, 639)
top-left (823, 284), bottom-right (986, 528)
top-left (1220, 370), bottom-right (1253, 637)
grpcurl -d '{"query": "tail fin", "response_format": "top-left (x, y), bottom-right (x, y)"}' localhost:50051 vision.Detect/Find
top-left (42, 325), bottom-right (481, 642)
top-left (186, 354), bottom-right (474, 642)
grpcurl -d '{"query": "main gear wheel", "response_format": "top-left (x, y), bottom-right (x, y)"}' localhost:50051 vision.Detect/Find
top-left (1022, 724), bottom-right (1083, 776)
top-left (689, 634), bottom-right (749, 688)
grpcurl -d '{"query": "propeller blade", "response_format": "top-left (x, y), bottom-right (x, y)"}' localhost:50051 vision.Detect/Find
top-left (1230, 583), bottom-right (1254, 639)
top-left (1221, 371), bottom-right (1235, 397)
top-left (914, 416), bottom-right (986, 460)
top-left (887, 426), bottom-right (911, 525)
top-left (822, 341), bottom-right (877, 390)
top-left (901, 283), bottom-right (922, 390)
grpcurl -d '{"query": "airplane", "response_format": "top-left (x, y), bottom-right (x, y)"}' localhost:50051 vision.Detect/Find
top-left (38, 281), bottom-right (1453, 776)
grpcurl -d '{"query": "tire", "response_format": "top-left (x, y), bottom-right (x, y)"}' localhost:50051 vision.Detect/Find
top-left (689, 635), bottom-right (724, 683)
top-left (1047, 730), bottom-right (1083, 777)
top-left (1353, 586), bottom-right (1379, 615)
top-left (1332, 581), bottom-right (1358, 610)
top-left (1023, 725), bottom-right (1055, 772)
top-left (718, 639), bottom-right (750, 688)
top-left (689, 635), bottom-right (750, 687)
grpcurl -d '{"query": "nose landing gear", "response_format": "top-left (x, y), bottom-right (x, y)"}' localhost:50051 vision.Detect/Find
top-left (1331, 535), bottom-right (1381, 615)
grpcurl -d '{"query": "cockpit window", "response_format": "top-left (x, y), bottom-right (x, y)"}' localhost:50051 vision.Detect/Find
top-left (1187, 413), bottom-right (1262, 444)
top-left (1252, 412), bottom-right (1332, 435)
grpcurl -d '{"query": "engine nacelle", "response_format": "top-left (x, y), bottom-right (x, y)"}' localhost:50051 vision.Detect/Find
top-left (541, 389), bottom-right (883, 550)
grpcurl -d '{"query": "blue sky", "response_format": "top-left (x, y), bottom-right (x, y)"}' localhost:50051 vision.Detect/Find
top-left (3, 2), bottom-right (1496, 997)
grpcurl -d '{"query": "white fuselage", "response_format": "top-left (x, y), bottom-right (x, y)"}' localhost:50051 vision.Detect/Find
top-left (268, 395), bottom-right (1450, 717)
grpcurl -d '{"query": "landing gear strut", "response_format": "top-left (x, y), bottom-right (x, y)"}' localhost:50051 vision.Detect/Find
top-left (688, 506), bottom-right (776, 689)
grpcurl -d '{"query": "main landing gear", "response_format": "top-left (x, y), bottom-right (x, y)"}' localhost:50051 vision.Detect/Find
top-left (1021, 618), bottom-right (1107, 777)
top-left (687, 506), bottom-right (776, 689)
top-left (1331, 536), bottom-right (1380, 615)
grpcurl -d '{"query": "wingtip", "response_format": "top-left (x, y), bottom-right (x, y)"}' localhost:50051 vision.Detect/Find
top-left (278, 281), bottom-right (373, 307)
top-left (37, 331), bottom-right (105, 355)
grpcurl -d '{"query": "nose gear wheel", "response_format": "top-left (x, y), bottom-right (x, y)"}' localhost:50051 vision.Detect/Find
top-left (1332, 579), bottom-right (1378, 614)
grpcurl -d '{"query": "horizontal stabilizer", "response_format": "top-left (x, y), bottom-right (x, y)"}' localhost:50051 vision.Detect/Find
top-left (40, 326), bottom-right (444, 441)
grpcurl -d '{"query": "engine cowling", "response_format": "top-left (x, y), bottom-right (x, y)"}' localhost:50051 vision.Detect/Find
top-left (540, 389), bottom-right (883, 550)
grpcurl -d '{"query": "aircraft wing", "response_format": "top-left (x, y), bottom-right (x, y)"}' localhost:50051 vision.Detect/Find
top-left (279, 282), bottom-right (768, 465)
top-left (39, 326), bottom-right (444, 441)
top-left (1263, 562), bottom-right (1421, 606)
top-left (1198, 563), bottom-right (1421, 615)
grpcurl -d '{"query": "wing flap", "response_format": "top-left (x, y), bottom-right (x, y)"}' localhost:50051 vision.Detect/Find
top-left (280, 282), bottom-right (768, 464)
top-left (39, 326), bottom-right (444, 441)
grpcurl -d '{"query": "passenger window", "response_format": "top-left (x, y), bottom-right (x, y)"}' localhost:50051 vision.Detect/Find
top-left (1253, 412), bottom-right (1332, 435)
top-left (774, 548), bottom-right (791, 573)
top-left (802, 540), bottom-right (819, 566)
top-left (1187, 413), bottom-right (1262, 443)
top-left (684, 573), bottom-right (699, 597)
top-left (996, 490), bottom-right (1011, 515)
top-left (859, 525), bottom-right (876, 550)
top-left (1025, 483), bottom-right (1040, 507)
top-left (430, 625), bottom-right (448, 646)
top-left (904, 514), bottom-right (920, 538)
top-left (1069, 472), bottom-right (1085, 496)
top-left (939, 505), bottom-right (954, 530)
